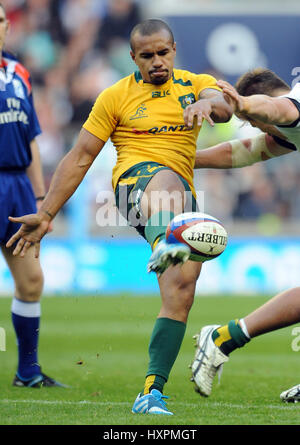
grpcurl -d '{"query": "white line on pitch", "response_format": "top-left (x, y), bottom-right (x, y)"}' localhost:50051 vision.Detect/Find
top-left (0, 399), bottom-right (298, 411)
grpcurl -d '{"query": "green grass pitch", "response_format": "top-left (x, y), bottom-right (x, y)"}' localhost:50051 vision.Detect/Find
top-left (0, 294), bottom-right (299, 425)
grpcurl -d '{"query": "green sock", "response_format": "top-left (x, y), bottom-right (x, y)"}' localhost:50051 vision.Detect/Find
top-left (144, 211), bottom-right (174, 248)
top-left (212, 319), bottom-right (250, 356)
top-left (143, 317), bottom-right (186, 394)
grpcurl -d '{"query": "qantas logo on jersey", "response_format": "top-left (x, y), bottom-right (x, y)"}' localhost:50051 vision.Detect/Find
top-left (148, 125), bottom-right (191, 134)
top-left (132, 124), bottom-right (192, 135)
top-left (0, 97), bottom-right (29, 125)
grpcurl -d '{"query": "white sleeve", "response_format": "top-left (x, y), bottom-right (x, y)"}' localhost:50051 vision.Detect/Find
top-left (282, 83), bottom-right (300, 107)
top-left (275, 83), bottom-right (300, 150)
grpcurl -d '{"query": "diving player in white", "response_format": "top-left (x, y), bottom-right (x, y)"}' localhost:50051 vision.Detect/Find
top-left (191, 68), bottom-right (300, 402)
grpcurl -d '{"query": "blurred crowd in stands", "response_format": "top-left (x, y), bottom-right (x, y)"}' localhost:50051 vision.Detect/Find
top-left (4, 0), bottom-right (300, 231)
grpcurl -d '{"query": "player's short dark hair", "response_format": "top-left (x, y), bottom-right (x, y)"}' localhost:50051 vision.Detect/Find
top-left (235, 68), bottom-right (290, 97)
top-left (130, 19), bottom-right (174, 52)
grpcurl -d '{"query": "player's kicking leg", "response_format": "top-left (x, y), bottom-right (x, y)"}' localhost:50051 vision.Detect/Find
top-left (3, 246), bottom-right (67, 388)
top-left (131, 169), bottom-right (201, 414)
top-left (190, 287), bottom-right (300, 397)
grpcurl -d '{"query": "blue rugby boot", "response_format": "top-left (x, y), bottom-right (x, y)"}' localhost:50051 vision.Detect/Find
top-left (132, 389), bottom-right (173, 415)
top-left (147, 239), bottom-right (190, 276)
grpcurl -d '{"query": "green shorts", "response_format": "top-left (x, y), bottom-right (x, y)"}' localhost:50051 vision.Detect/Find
top-left (115, 161), bottom-right (198, 239)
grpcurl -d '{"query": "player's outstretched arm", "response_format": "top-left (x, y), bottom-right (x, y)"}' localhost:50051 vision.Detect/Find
top-left (6, 128), bottom-right (105, 257)
top-left (194, 133), bottom-right (292, 169)
top-left (194, 141), bottom-right (233, 169)
top-left (217, 80), bottom-right (299, 125)
top-left (183, 89), bottom-right (233, 128)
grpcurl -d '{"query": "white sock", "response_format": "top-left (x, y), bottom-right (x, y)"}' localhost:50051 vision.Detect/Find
top-left (11, 298), bottom-right (41, 317)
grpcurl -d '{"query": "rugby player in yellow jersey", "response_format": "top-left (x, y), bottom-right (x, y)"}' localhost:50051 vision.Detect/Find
top-left (6, 19), bottom-right (232, 415)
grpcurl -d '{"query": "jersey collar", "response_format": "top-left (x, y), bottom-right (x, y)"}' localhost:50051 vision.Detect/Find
top-left (134, 70), bottom-right (174, 88)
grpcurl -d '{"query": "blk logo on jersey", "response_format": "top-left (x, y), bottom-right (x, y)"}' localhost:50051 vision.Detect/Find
top-left (152, 90), bottom-right (170, 98)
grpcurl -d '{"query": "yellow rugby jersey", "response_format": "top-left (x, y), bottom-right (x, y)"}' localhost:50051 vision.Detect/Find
top-left (83, 68), bottom-right (221, 193)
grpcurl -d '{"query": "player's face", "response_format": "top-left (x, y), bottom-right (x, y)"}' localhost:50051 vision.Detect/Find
top-left (0, 7), bottom-right (9, 51)
top-left (130, 29), bottom-right (176, 85)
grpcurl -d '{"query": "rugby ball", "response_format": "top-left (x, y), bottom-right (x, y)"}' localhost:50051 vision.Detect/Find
top-left (166, 212), bottom-right (227, 262)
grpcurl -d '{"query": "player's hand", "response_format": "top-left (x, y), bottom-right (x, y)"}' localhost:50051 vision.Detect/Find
top-left (183, 99), bottom-right (215, 128)
top-left (6, 213), bottom-right (50, 258)
top-left (216, 80), bottom-right (248, 114)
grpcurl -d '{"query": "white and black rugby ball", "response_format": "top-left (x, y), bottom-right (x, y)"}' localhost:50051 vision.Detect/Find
top-left (166, 212), bottom-right (228, 262)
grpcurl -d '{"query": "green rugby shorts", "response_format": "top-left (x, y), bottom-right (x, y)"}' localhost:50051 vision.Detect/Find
top-left (115, 161), bottom-right (198, 240)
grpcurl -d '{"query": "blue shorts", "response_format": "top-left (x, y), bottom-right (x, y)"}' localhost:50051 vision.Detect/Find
top-left (0, 171), bottom-right (37, 245)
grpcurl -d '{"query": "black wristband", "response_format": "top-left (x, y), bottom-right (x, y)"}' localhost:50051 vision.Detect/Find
top-left (35, 196), bottom-right (45, 201)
